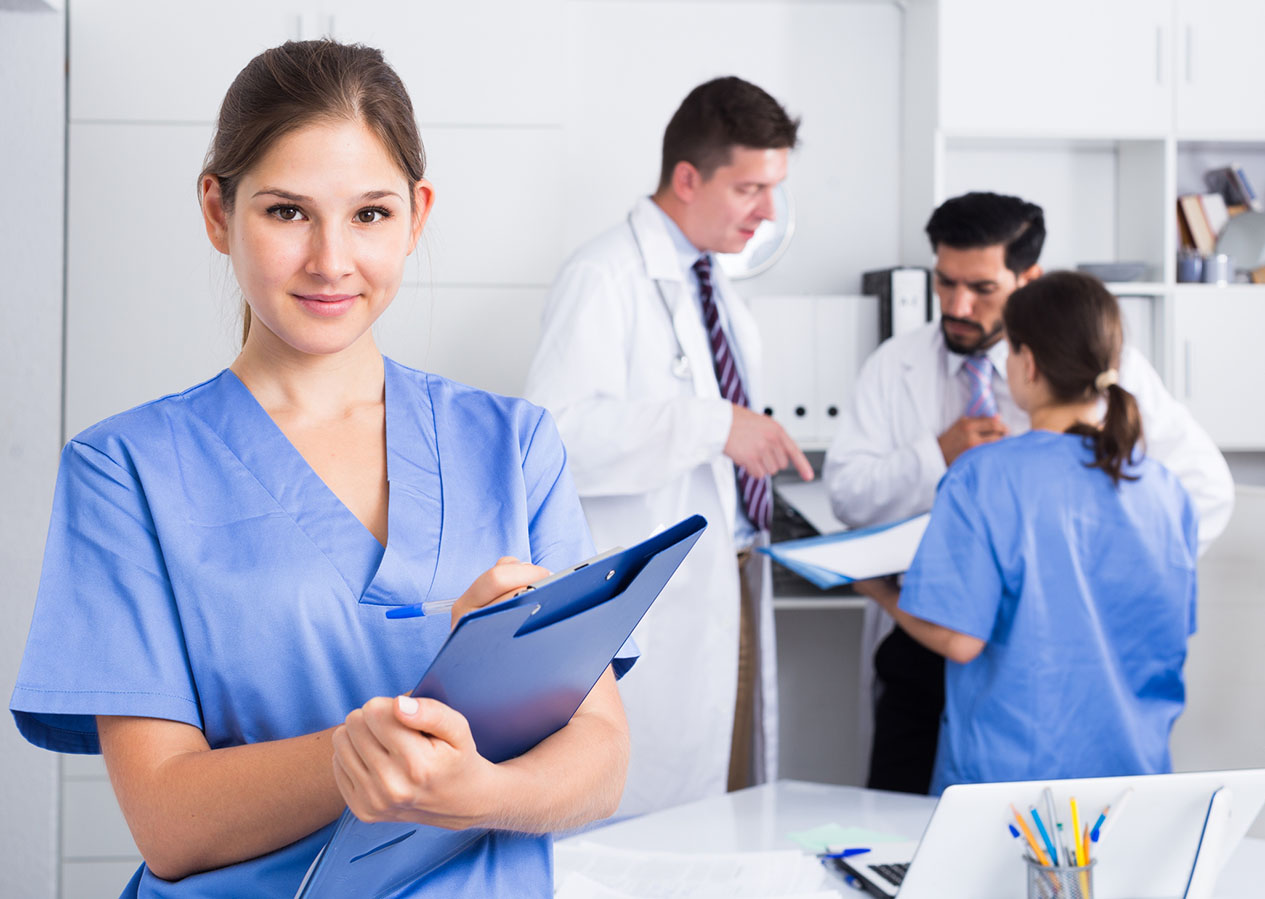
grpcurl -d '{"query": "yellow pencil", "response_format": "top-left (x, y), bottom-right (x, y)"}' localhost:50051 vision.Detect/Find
top-left (1010, 803), bottom-right (1052, 866)
top-left (1070, 797), bottom-right (1086, 867)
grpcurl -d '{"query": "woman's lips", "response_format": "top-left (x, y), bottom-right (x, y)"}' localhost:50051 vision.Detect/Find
top-left (295, 294), bottom-right (357, 317)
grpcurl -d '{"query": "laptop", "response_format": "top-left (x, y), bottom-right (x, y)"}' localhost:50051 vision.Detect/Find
top-left (825, 770), bottom-right (1265, 899)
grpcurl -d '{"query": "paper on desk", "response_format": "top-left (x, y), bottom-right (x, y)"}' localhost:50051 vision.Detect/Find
top-left (762, 513), bottom-right (930, 585)
top-left (553, 841), bottom-right (835, 898)
top-left (787, 823), bottom-right (912, 855)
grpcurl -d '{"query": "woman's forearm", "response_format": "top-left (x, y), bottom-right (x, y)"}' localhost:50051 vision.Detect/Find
top-left (489, 669), bottom-right (629, 832)
top-left (855, 578), bottom-right (986, 664)
top-left (98, 716), bottom-right (346, 881)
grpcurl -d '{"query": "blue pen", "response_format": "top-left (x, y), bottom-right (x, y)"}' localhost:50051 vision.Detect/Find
top-left (818, 847), bottom-right (871, 859)
top-left (1029, 806), bottom-right (1060, 868)
top-left (385, 598), bottom-right (457, 619)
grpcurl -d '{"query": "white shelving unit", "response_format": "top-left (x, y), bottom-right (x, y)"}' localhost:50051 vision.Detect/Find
top-left (903, 0), bottom-right (1265, 450)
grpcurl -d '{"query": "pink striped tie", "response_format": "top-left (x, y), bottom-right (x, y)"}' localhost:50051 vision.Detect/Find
top-left (694, 255), bottom-right (772, 531)
top-left (962, 354), bottom-right (997, 418)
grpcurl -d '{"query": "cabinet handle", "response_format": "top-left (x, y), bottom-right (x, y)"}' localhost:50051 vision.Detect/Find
top-left (1184, 340), bottom-right (1193, 400)
top-left (1155, 26), bottom-right (1165, 85)
top-left (1185, 25), bottom-right (1194, 84)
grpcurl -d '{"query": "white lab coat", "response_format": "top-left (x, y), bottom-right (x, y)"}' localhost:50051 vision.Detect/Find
top-left (823, 321), bottom-right (1235, 774)
top-left (524, 196), bottom-right (778, 818)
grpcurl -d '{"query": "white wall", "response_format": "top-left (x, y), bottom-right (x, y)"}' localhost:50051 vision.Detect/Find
top-left (0, 7), bottom-right (65, 898)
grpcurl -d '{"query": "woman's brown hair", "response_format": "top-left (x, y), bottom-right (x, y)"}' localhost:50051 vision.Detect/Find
top-left (198, 40), bottom-right (426, 344)
top-left (1002, 271), bottom-right (1143, 484)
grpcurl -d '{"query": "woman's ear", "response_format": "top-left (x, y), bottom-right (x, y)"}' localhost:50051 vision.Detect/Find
top-left (406, 178), bottom-right (436, 256)
top-left (1018, 343), bottom-right (1040, 385)
top-left (201, 175), bottom-right (231, 255)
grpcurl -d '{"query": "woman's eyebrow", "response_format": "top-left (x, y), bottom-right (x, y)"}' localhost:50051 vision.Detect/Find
top-left (251, 188), bottom-right (403, 202)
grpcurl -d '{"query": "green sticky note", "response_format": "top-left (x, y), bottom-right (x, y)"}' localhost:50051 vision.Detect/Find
top-left (787, 822), bottom-right (910, 854)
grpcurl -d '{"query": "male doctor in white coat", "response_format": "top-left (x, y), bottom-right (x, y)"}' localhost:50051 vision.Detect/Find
top-left (525, 77), bottom-right (812, 818)
top-left (824, 191), bottom-right (1235, 795)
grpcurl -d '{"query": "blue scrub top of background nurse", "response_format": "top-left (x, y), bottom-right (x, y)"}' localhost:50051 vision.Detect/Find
top-left (854, 271), bottom-right (1198, 795)
top-left (10, 39), bottom-right (631, 897)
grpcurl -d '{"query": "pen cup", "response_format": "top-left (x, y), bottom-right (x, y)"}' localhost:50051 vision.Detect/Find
top-left (1025, 857), bottom-right (1095, 899)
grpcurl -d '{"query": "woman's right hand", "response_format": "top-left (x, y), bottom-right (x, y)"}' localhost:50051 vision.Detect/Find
top-left (449, 557), bottom-right (550, 629)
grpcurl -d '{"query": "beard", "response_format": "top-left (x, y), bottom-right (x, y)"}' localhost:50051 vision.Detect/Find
top-left (941, 315), bottom-right (1005, 355)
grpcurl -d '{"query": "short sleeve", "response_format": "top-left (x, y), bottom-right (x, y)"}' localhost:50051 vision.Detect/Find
top-left (10, 440), bottom-right (201, 753)
top-left (521, 410), bottom-right (639, 679)
top-left (899, 463), bottom-right (1005, 642)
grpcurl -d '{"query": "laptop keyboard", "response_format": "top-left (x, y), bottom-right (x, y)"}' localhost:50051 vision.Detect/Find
top-left (869, 862), bottom-right (909, 886)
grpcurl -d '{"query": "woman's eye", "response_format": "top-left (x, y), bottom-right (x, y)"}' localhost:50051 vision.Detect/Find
top-left (356, 207), bottom-right (391, 224)
top-left (267, 205), bottom-right (304, 222)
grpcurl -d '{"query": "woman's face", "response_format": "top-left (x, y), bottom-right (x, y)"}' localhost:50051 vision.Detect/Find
top-left (203, 118), bottom-right (432, 358)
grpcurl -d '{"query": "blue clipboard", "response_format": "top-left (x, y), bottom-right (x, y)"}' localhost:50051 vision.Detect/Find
top-left (294, 514), bottom-right (708, 899)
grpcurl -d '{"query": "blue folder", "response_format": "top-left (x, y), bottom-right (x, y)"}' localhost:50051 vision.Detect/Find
top-left (294, 514), bottom-right (708, 898)
top-left (758, 514), bottom-right (926, 589)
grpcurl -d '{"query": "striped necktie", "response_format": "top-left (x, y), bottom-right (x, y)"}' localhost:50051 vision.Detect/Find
top-left (962, 354), bottom-right (997, 418)
top-left (693, 255), bottom-right (771, 531)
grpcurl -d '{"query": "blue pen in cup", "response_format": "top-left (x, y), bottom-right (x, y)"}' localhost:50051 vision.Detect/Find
top-left (1029, 806), bottom-right (1060, 868)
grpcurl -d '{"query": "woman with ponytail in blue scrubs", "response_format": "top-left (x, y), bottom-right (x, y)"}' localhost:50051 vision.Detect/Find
top-left (10, 40), bottom-right (631, 898)
top-left (856, 272), bottom-right (1198, 795)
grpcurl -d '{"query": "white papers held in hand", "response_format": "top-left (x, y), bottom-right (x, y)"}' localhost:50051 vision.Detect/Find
top-left (760, 513), bottom-right (930, 589)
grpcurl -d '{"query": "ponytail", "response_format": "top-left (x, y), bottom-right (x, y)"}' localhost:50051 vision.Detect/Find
top-left (241, 302), bottom-right (252, 347)
top-left (1003, 271), bottom-right (1145, 487)
top-left (1067, 379), bottom-right (1143, 485)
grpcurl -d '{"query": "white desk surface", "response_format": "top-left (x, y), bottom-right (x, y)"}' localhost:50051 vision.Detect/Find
top-left (570, 780), bottom-right (1265, 897)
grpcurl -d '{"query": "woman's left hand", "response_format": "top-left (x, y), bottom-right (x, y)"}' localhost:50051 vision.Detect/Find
top-left (331, 694), bottom-right (501, 829)
top-left (851, 575), bottom-right (901, 613)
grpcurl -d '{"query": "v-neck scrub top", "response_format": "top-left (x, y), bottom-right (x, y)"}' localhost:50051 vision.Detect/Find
top-left (11, 357), bottom-right (627, 898)
top-left (899, 431), bottom-right (1198, 796)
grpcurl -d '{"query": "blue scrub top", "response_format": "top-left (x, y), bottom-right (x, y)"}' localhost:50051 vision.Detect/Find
top-left (899, 431), bottom-right (1198, 795)
top-left (11, 357), bottom-right (633, 898)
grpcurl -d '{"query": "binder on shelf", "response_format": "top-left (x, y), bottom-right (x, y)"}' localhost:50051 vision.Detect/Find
top-left (295, 515), bottom-right (708, 899)
top-left (863, 267), bottom-right (933, 342)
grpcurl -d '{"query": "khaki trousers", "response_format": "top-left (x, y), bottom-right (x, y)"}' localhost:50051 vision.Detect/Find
top-left (728, 548), bottom-right (759, 791)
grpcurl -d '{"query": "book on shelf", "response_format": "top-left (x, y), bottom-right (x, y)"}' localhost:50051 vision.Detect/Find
top-left (1200, 192), bottom-right (1230, 238)
top-left (1178, 194), bottom-right (1217, 255)
top-left (1204, 164), bottom-right (1264, 213)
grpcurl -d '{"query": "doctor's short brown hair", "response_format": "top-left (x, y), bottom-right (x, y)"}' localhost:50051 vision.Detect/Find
top-left (657, 76), bottom-right (800, 190)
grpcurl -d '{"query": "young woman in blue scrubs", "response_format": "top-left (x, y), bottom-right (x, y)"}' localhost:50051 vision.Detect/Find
top-left (857, 271), bottom-right (1198, 794)
top-left (10, 41), bottom-right (630, 897)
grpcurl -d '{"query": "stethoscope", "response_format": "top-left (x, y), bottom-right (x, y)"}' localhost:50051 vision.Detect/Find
top-left (627, 213), bottom-right (693, 381)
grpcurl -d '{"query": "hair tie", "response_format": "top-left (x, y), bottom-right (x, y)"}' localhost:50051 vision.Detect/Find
top-left (1094, 368), bottom-right (1119, 392)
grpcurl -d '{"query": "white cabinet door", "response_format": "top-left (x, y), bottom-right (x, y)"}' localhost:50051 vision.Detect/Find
top-left (1171, 288), bottom-right (1265, 449)
top-left (937, 0), bottom-right (1171, 136)
top-left (1175, 0), bottom-right (1265, 136)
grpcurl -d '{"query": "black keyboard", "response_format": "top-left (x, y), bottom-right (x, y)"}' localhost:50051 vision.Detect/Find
top-left (869, 862), bottom-right (910, 887)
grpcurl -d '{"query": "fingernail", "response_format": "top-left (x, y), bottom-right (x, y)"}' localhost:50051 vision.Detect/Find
top-left (397, 695), bottom-right (419, 715)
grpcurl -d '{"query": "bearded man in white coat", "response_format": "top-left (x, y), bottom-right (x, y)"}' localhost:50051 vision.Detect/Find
top-left (825, 191), bottom-right (1234, 796)
top-left (525, 77), bottom-right (812, 818)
